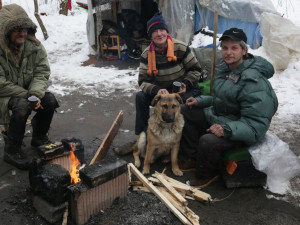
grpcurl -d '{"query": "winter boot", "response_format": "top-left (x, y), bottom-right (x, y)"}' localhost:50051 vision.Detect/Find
top-left (2, 132), bottom-right (32, 170)
top-left (31, 132), bottom-right (51, 147)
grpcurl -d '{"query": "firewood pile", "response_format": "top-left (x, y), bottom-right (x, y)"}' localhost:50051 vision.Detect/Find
top-left (128, 163), bottom-right (212, 225)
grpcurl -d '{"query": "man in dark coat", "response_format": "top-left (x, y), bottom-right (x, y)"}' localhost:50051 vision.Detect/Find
top-left (0, 4), bottom-right (59, 169)
top-left (180, 28), bottom-right (278, 185)
top-left (135, 13), bottom-right (202, 135)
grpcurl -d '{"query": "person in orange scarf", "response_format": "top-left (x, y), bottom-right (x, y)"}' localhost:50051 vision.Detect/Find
top-left (135, 13), bottom-right (202, 135)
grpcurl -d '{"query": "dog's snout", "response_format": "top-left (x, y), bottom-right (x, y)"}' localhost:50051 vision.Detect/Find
top-left (162, 113), bottom-right (175, 123)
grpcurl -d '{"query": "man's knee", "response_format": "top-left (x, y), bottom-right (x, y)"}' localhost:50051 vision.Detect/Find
top-left (8, 97), bottom-right (31, 117)
top-left (136, 91), bottom-right (147, 103)
top-left (41, 92), bottom-right (59, 110)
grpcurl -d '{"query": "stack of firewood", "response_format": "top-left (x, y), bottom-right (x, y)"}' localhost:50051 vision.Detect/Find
top-left (128, 163), bottom-right (212, 225)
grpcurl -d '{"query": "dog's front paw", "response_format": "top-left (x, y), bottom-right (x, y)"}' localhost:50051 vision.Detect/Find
top-left (134, 159), bottom-right (141, 168)
top-left (173, 169), bottom-right (183, 176)
top-left (142, 167), bottom-right (150, 175)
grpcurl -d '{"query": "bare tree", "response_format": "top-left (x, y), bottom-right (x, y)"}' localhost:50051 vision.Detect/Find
top-left (59, 0), bottom-right (68, 16)
top-left (33, 0), bottom-right (49, 40)
top-left (0, 0), bottom-right (2, 10)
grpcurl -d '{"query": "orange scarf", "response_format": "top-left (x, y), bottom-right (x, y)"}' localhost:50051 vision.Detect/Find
top-left (147, 35), bottom-right (177, 76)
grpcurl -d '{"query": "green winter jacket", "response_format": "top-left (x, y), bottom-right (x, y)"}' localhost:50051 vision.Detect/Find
top-left (195, 54), bottom-right (278, 145)
top-left (0, 4), bottom-right (50, 125)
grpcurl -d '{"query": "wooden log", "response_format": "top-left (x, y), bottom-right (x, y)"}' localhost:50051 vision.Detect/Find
top-left (89, 111), bottom-right (123, 165)
top-left (157, 187), bottom-right (200, 225)
top-left (128, 163), bottom-right (192, 225)
top-left (156, 174), bottom-right (188, 206)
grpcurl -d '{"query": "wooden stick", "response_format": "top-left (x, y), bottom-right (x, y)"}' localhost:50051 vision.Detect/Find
top-left (157, 187), bottom-right (200, 225)
top-left (61, 207), bottom-right (68, 225)
top-left (33, 0), bottom-right (49, 40)
top-left (210, 10), bottom-right (218, 95)
top-left (128, 163), bottom-right (192, 225)
top-left (89, 111), bottom-right (123, 165)
top-left (132, 186), bottom-right (150, 192)
top-left (156, 174), bottom-right (188, 206)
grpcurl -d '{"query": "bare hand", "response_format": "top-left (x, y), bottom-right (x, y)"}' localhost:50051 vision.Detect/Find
top-left (157, 89), bottom-right (169, 95)
top-left (185, 97), bottom-right (198, 108)
top-left (177, 83), bottom-right (186, 95)
top-left (206, 124), bottom-right (224, 137)
top-left (32, 96), bottom-right (44, 110)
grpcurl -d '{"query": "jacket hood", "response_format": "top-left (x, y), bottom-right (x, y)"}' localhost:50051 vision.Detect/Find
top-left (0, 4), bottom-right (39, 52)
top-left (234, 53), bottom-right (275, 79)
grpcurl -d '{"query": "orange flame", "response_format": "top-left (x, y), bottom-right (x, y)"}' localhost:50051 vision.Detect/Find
top-left (69, 143), bottom-right (81, 184)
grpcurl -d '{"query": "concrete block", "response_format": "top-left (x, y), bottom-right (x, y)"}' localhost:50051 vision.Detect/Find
top-left (32, 195), bottom-right (68, 224)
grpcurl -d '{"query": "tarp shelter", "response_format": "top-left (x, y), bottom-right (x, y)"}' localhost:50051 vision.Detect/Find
top-left (86, 0), bottom-right (200, 57)
top-left (86, 0), bottom-right (158, 56)
top-left (194, 0), bottom-right (278, 49)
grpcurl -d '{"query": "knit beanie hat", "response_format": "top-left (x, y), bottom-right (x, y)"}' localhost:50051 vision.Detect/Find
top-left (147, 12), bottom-right (169, 38)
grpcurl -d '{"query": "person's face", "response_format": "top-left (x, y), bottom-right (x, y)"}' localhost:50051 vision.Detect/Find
top-left (9, 28), bottom-right (28, 47)
top-left (151, 29), bottom-right (168, 48)
top-left (221, 39), bottom-right (247, 70)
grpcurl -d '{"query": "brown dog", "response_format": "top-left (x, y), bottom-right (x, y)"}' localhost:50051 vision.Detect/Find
top-left (133, 93), bottom-right (184, 176)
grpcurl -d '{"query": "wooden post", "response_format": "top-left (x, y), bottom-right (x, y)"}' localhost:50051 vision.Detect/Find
top-left (112, 2), bottom-right (117, 23)
top-left (0, 0), bottom-right (2, 10)
top-left (33, 0), bottom-right (49, 40)
top-left (89, 111), bottom-right (124, 165)
top-left (210, 10), bottom-right (218, 95)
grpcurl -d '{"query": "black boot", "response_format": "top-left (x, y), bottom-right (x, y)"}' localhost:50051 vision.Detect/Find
top-left (3, 132), bottom-right (32, 170)
top-left (31, 132), bottom-right (51, 147)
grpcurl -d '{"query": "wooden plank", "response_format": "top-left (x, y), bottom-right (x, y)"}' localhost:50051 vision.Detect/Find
top-left (156, 174), bottom-right (188, 206)
top-left (154, 172), bottom-right (212, 202)
top-left (157, 187), bottom-right (200, 225)
top-left (128, 163), bottom-right (192, 225)
top-left (89, 111), bottom-right (123, 165)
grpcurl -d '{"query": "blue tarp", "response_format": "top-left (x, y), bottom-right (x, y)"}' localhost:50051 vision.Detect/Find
top-left (195, 6), bottom-right (261, 49)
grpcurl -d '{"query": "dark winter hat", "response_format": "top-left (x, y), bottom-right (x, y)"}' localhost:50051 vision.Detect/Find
top-left (147, 13), bottom-right (169, 38)
top-left (219, 28), bottom-right (247, 43)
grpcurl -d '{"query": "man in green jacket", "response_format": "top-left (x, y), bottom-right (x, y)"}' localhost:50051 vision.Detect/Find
top-left (180, 28), bottom-right (278, 185)
top-left (0, 4), bottom-right (59, 169)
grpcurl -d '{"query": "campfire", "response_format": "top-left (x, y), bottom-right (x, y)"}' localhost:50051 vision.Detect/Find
top-left (69, 143), bottom-right (81, 184)
top-left (29, 111), bottom-right (127, 225)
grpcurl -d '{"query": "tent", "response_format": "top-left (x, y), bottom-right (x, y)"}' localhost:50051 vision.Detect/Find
top-left (194, 0), bottom-right (278, 49)
top-left (86, 0), bottom-right (198, 57)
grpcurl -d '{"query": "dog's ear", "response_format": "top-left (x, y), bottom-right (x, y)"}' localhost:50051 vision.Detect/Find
top-left (174, 93), bottom-right (183, 104)
top-left (151, 94), bottom-right (162, 106)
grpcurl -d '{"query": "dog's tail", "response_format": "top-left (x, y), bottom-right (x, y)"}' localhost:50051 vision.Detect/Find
top-left (133, 131), bottom-right (147, 157)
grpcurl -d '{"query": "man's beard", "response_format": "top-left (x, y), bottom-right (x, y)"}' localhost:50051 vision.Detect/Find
top-left (8, 38), bottom-right (24, 53)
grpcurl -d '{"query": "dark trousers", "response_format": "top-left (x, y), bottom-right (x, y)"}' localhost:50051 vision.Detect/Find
top-left (135, 84), bottom-right (201, 135)
top-left (180, 105), bottom-right (242, 178)
top-left (7, 92), bottom-right (59, 143)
